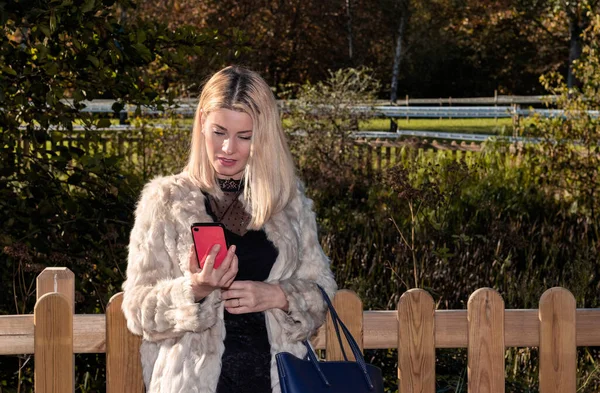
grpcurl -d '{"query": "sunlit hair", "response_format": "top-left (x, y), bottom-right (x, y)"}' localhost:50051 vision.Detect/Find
top-left (185, 66), bottom-right (297, 229)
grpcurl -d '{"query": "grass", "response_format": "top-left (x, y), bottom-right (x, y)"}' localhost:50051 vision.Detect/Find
top-left (73, 115), bottom-right (533, 137)
top-left (359, 118), bottom-right (517, 135)
top-left (114, 116), bottom-right (516, 135)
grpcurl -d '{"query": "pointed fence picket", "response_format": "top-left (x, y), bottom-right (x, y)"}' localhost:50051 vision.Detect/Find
top-left (0, 267), bottom-right (599, 392)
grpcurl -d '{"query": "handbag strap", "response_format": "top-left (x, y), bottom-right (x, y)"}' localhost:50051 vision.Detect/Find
top-left (319, 286), bottom-right (350, 361)
top-left (301, 285), bottom-right (375, 390)
top-left (317, 286), bottom-right (374, 389)
top-left (302, 341), bottom-right (332, 387)
top-left (323, 291), bottom-right (350, 362)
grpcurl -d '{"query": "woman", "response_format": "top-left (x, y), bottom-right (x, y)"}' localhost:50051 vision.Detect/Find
top-left (121, 65), bottom-right (337, 393)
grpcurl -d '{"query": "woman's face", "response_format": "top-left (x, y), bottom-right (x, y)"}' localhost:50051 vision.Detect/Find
top-left (202, 108), bottom-right (253, 180)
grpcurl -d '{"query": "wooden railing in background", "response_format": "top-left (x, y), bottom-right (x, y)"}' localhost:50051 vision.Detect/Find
top-left (1, 267), bottom-right (599, 392)
top-left (16, 130), bottom-right (483, 178)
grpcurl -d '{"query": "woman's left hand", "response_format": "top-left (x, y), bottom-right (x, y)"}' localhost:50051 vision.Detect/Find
top-left (222, 281), bottom-right (289, 314)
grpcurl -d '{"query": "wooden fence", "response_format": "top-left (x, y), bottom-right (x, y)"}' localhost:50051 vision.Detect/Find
top-left (16, 129), bottom-right (483, 178)
top-left (1, 267), bottom-right (599, 392)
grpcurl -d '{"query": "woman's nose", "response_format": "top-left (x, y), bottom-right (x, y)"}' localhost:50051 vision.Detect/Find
top-left (222, 138), bottom-right (234, 154)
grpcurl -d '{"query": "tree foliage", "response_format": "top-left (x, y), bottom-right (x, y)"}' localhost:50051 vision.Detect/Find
top-left (284, 67), bottom-right (380, 191)
top-left (0, 0), bottom-right (238, 311)
top-left (128, 0), bottom-right (599, 97)
top-left (0, 2), bottom-right (234, 388)
top-left (521, 10), bottom-right (600, 220)
top-left (0, 0), bottom-right (239, 132)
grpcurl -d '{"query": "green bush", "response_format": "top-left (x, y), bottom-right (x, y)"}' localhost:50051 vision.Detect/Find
top-left (284, 67), bottom-right (380, 191)
top-left (285, 67), bottom-right (599, 392)
top-left (519, 11), bottom-right (600, 221)
top-left (1, 55), bottom-right (598, 390)
top-left (310, 147), bottom-right (599, 392)
top-left (0, 0), bottom-right (236, 390)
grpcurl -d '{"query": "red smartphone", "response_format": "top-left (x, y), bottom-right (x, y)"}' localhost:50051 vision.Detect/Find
top-left (191, 223), bottom-right (229, 269)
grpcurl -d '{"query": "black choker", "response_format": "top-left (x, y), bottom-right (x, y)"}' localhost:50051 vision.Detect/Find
top-left (217, 178), bottom-right (243, 192)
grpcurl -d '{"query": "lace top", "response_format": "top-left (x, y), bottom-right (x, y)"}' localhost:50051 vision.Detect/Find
top-left (203, 178), bottom-right (278, 393)
top-left (206, 179), bottom-right (252, 236)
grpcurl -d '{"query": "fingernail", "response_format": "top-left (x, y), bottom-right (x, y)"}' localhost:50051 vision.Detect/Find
top-left (214, 244), bottom-right (221, 252)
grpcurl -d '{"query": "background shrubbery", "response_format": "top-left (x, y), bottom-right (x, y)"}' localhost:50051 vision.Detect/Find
top-left (1, 3), bottom-right (599, 392)
top-left (283, 59), bottom-right (600, 391)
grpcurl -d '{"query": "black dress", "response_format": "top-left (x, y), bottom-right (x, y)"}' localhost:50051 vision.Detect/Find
top-left (203, 193), bottom-right (279, 393)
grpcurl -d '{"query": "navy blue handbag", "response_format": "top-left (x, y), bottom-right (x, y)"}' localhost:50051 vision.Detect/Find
top-left (275, 286), bottom-right (384, 393)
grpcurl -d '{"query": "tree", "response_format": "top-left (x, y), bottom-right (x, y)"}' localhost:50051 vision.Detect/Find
top-left (521, 10), bottom-right (600, 220)
top-left (389, 0), bottom-right (410, 131)
top-left (513, 0), bottom-right (600, 88)
top-left (563, 0), bottom-right (600, 88)
top-left (0, 0), bottom-right (239, 133)
top-left (117, 0), bottom-right (599, 96)
top-left (346, 0), bottom-right (354, 63)
top-left (0, 1), bottom-right (234, 388)
top-left (284, 67), bottom-right (380, 190)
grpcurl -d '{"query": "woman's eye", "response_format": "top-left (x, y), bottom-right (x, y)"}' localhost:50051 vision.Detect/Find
top-left (213, 130), bottom-right (225, 136)
top-left (239, 136), bottom-right (252, 140)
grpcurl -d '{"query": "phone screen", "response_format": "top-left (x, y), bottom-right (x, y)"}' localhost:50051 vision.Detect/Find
top-left (191, 223), bottom-right (228, 269)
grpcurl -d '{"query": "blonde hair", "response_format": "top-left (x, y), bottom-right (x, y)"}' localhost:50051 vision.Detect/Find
top-left (185, 66), bottom-right (297, 229)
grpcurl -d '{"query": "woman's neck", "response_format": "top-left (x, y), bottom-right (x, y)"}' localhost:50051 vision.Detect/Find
top-left (217, 178), bottom-right (243, 192)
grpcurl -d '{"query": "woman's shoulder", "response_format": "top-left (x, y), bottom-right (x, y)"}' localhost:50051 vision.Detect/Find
top-left (136, 172), bottom-right (200, 210)
top-left (142, 172), bottom-right (193, 190)
top-left (284, 177), bottom-right (315, 215)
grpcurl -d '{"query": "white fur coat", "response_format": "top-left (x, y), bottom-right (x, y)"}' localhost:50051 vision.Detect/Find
top-left (121, 172), bottom-right (337, 393)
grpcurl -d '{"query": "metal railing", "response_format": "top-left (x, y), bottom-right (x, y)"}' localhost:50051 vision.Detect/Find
top-left (65, 99), bottom-right (598, 122)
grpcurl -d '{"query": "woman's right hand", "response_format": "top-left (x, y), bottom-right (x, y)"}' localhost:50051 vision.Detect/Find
top-left (189, 244), bottom-right (238, 302)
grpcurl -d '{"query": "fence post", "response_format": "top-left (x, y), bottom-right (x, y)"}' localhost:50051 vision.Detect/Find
top-left (366, 144), bottom-right (373, 177)
top-left (512, 103), bottom-right (520, 133)
top-left (539, 287), bottom-right (576, 393)
top-left (494, 90), bottom-right (498, 123)
top-left (119, 111), bottom-right (128, 125)
top-left (406, 94), bottom-right (410, 124)
top-left (34, 293), bottom-right (73, 393)
top-left (106, 292), bottom-right (144, 393)
top-left (398, 289), bottom-right (435, 393)
top-left (326, 290), bottom-right (363, 361)
top-left (385, 145), bottom-right (392, 168)
top-left (467, 288), bottom-right (505, 393)
top-left (37, 267), bottom-right (75, 313)
top-left (375, 140), bottom-right (383, 171)
top-left (36, 267), bottom-right (75, 392)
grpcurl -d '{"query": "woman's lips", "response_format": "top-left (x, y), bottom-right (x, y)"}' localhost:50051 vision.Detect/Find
top-left (217, 157), bottom-right (237, 167)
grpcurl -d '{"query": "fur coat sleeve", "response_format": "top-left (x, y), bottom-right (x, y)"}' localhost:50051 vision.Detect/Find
top-left (121, 177), bottom-right (219, 342)
top-left (267, 184), bottom-right (338, 342)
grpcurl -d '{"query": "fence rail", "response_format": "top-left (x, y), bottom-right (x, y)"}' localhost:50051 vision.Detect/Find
top-left (384, 94), bottom-right (557, 105)
top-left (19, 124), bottom-right (535, 143)
top-left (1, 267), bottom-right (599, 393)
top-left (15, 129), bottom-right (488, 178)
top-left (70, 100), bottom-right (583, 120)
top-left (65, 94), bottom-right (559, 114)
top-left (370, 106), bottom-right (599, 119)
